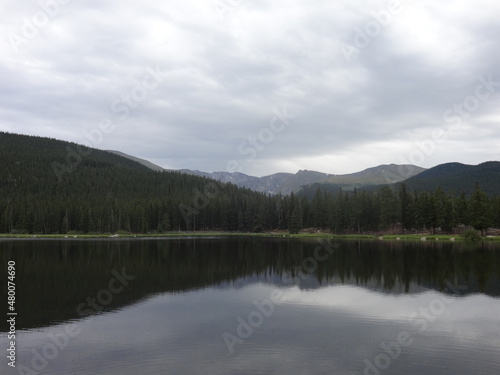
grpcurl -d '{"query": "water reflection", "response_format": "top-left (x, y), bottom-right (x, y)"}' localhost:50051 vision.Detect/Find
top-left (0, 238), bottom-right (499, 375)
top-left (0, 238), bottom-right (499, 332)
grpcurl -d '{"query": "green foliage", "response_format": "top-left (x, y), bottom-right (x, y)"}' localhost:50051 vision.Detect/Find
top-left (1, 132), bottom-right (500, 235)
top-left (288, 207), bottom-right (301, 234)
top-left (0, 132), bottom-right (275, 234)
top-left (403, 161), bottom-right (500, 196)
top-left (461, 229), bottom-right (482, 241)
top-left (470, 183), bottom-right (493, 235)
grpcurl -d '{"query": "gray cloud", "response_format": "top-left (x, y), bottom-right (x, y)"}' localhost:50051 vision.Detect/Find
top-left (1, 0), bottom-right (499, 176)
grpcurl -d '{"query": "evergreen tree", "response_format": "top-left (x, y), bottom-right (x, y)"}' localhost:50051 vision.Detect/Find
top-left (288, 207), bottom-right (301, 234)
top-left (378, 186), bottom-right (399, 230)
top-left (456, 192), bottom-right (469, 225)
top-left (399, 183), bottom-right (414, 230)
top-left (470, 183), bottom-right (493, 235)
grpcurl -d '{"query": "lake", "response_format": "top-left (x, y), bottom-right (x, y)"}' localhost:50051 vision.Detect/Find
top-left (1, 237), bottom-right (499, 374)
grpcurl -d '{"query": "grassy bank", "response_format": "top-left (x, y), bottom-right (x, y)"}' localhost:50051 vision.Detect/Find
top-left (274, 233), bottom-right (500, 241)
top-left (1, 232), bottom-right (500, 241)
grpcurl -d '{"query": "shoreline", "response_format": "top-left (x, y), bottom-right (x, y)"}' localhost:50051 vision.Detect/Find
top-left (1, 232), bottom-right (500, 241)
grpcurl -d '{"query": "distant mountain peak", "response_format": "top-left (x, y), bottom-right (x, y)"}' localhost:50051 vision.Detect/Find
top-left (105, 149), bottom-right (428, 195)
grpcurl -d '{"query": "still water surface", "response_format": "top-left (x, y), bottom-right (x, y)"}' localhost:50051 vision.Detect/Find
top-left (0, 237), bottom-right (499, 374)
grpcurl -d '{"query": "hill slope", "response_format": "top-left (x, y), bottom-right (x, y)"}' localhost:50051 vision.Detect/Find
top-left (2, 132), bottom-right (499, 235)
top-left (0, 132), bottom-right (277, 234)
top-left (180, 165), bottom-right (424, 196)
top-left (107, 152), bottom-right (424, 196)
top-left (177, 169), bottom-right (332, 195)
top-left (402, 162), bottom-right (500, 195)
top-left (107, 150), bottom-right (165, 172)
top-left (325, 164), bottom-right (426, 186)
top-left (298, 164), bottom-right (425, 198)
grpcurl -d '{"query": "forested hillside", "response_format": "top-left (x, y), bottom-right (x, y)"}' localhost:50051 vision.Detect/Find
top-left (298, 164), bottom-right (425, 198)
top-left (0, 132), bottom-right (278, 233)
top-left (402, 162), bottom-right (500, 195)
top-left (1, 132), bottom-right (499, 235)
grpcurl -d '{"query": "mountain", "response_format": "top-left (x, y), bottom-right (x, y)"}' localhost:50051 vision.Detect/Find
top-left (401, 161), bottom-right (500, 195)
top-left (177, 165), bottom-right (426, 196)
top-left (107, 150), bottom-right (165, 172)
top-left (0, 132), bottom-right (278, 234)
top-left (277, 170), bottom-right (333, 195)
top-left (325, 164), bottom-right (426, 186)
top-left (180, 169), bottom-right (332, 195)
top-left (109, 151), bottom-right (424, 195)
top-left (2, 132), bottom-right (498, 235)
top-left (178, 169), bottom-right (261, 188)
top-left (298, 164), bottom-right (426, 198)
top-left (108, 152), bottom-right (331, 195)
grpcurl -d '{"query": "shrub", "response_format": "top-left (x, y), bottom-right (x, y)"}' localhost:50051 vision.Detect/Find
top-left (461, 229), bottom-right (482, 241)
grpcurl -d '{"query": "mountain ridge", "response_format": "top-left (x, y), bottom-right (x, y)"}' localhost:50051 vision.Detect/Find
top-left (0, 131), bottom-right (277, 234)
top-left (1, 132), bottom-right (499, 235)
top-left (401, 161), bottom-right (500, 195)
top-left (112, 150), bottom-right (425, 195)
top-left (6, 131), bottom-right (498, 197)
top-left (107, 150), bottom-right (165, 172)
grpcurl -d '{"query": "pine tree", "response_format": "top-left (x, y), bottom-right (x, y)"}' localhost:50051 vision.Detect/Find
top-left (470, 183), bottom-right (493, 235)
top-left (456, 192), bottom-right (469, 225)
top-left (288, 207), bottom-right (301, 234)
top-left (399, 183), bottom-right (414, 230)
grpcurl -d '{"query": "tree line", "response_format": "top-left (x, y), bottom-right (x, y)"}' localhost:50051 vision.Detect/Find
top-left (289, 183), bottom-right (500, 235)
top-left (1, 132), bottom-right (499, 235)
top-left (1, 177), bottom-right (499, 235)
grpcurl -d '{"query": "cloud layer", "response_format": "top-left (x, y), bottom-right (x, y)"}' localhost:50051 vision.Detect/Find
top-left (1, 0), bottom-right (499, 176)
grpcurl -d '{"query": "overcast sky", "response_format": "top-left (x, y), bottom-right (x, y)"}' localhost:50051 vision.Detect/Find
top-left (1, 0), bottom-right (499, 176)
